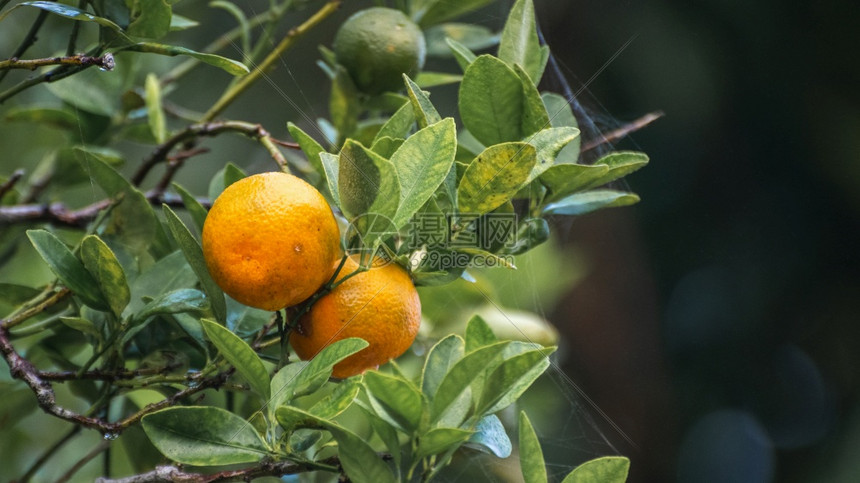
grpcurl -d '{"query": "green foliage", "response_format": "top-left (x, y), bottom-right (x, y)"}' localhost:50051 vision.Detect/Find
top-left (0, 0), bottom-right (647, 480)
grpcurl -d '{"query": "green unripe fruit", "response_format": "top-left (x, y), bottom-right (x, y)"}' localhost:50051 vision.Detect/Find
top-left (333, 7), bottom-right (426, 95)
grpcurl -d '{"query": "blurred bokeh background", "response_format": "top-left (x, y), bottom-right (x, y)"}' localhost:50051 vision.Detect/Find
top-left (1, 0), bottom-right (858, 481)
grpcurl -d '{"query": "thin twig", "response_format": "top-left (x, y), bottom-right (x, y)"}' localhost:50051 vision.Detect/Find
top-left (202, 0), bottom-right (342, 121)
top-left (0, 168), bottom-right (24, 199)
top-left (0, 46), bottom-right (104, 103)
top-left (0, 53), bottom-right (115, 72)
top-left (0, 10), bottom-right (48, 84)
top-left (581, 111), bottom-right (664, 153)
top-left (95, 457), bottom-right (342, 483)
top-left (18, 426), bottom-right (82, 483)
top-left (54, 440), bottom-right (112, 483)
top-left (1, 288), bottom-right (70, 330)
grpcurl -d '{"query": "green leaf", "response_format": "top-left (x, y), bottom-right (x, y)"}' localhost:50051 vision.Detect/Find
top-left (370, 137), bottom-right (405, 159)
top-left (319, 152), bottom-right (341, 209)
top-left (273, 338), bottom-right (367, 408)
top-left (373, 101), bottom-right (416, 145)
top-left (465, 414), bottom-right (511, 457)
top-left (542, 190), bottom-right (641, 216)
top-left (514, 64), bottom-right (551, 138)
top-left (144, 74), bottom-right (167, 143)
top-left (465, 315), bottom-right (498, 352)
top-left (391, 118), bottom-right (457, 228)
top-left (358, 403), bottom-right (403, 472)
top-left (0, 2), bottom-right (128, 38)
top-left (59, 316), bottom-right (102, 339)
top-left (162, 205), bottom-right (226, 322)
top-left (561, 456), bottom-right (631, 483)
top-left (498, 0), bottom-right (548, 84)
top-left (26, 230), bottom-right (108, 311)
top-left (431, 341), bottom-right (509, 423)
top-left (446, 38), bottom-right (477, 72)
top-left (127, 0), bottom-right (172, 40)
top-left (172, 183), bottom-right (208, 236)
top-left (477, 347), bottom-right (554, 415)
top-left (580, 151), bottom-right (650, 191)
top-left (124, 43), bottom-right (249, 76)
top-left (4, 107), bottom-right (80, 130)
top-left (331, 67), bottom-right (360, 142)
top-left (364, 371), bottom-right (426, 433)
top-left (141, 406), bottom-right (269, 466)
top-left (225, 297), bottom-right (269, 336)
top-left (309, 378), bottom-right (361, 419)
top-left (416, 427), bottom-right (474, 460)
top-left (207, 162), bottom-right (246, 200)
top-left (338, 140), bottom-right (400, 221)
top-left (80, 235), bottom-right (130, 317)
top-left (421, 334), bottom-right (465, 396)
top-left (526, 127), bottom-right (580, 182)
top-left (46, 65), bottom-right (122, 118)
top-left (275, 406), bottom-right (396, 483)
top-left (457, 142), bottom-right (536, 217)
top-left (403, 75), bottom-right (441, 129)
top-left (83, 156), bottom-right (159, 254)
top-left (126, 250), bottom-right (196, 316)
top-left (287, 122), bottom-right (327, 182)
top-left (169, 14), bottom-right (198, 31)
top-left (519, 411), bottom-right (547, 483)
top-left (540, 163), bottom-right (609, 200)
top-left (425, 23), bottom-right (498, 57)
top-left (415, 71), bottom-right (463, 88)
top-left (414, 0), bottom-right (494, 28)
top-left (136, 288), bottom-right (208, 321)
top-left (542, 92), bottom-right (579, 130)
top-left (200, 319), bottom-right (270, 401)
top-left (460, 55), bottom-right (540, 146)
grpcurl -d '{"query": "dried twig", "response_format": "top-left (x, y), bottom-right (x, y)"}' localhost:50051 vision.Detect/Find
top-left (581, 111), bottom-right (664, 153)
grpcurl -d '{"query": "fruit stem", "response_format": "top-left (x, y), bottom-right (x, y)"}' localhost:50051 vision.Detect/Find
top-left (202, 0), bottom-right (342, 121)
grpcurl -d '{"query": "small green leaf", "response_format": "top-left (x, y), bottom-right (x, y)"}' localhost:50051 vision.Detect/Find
top-left (331, 67), bottom-right (360, 142)
top-left (4, 107), bottom-right (80, 130)
top-left (338, 140), bottom-right (401, 221)
top-left (514, 64), bottom-right (551, 138)
top-left (416, 427), bottom-right (474, 460)
top-left (207, 162), bottom-right (246, 200)
top-left (561, 456), bottom-right (631, 483)
top-left (80, 235), bottom-right (130, 317)
top-left (275, 406), bottom-right (396, 483)
top-left (391, 118), bottom-right (457, 228)
top-left (136, 288), bottom-right (208, 321)
top-left (142, 406), bottom-right (269, 466)
top-left (421, 334), bottom-right (465, 396)
top-left (358, 402), bottom-right (403, 471)
top-left (425, 23), bottom-right (498, 57)
top-left (477, 347), bottom-right (554, 415)
top-left (371, 137), bottom-right (405, 159)
top-left (83, 156), bottom-right (159, 254)
top-left (287, 122), bottom-right (327, 181)
top-left (415, 71), bottom-right (463, 88)
top-left (144, 74), bottom-right (167, 144)
top-left (172, 183), bottom-right (208, 236)
top-left (465, 315), bottom-right (498, 352)
top-left (431, 341), bottom-right (509, 423)
top-left (273, 338), bottom-right (367, 408)
top-left (540, 163), bottom-right (609, 200)
top-left (169, 14), bottom-right (198, 31)
top-left (364, 371), bottom-right (426, 433)
top-left (459, 55), bottom-right (528, 146)
top-left (465, 414), bottom-right (511, 457)
top-left (200, 318), bottom-right (270, 401)
top-left (373, 101), bottom-right (416, 145)
top-left (319, 152), bottom-right (341, 209)
top-left (309, 378), bottom-right (361, 419)
top-left (125, 250), bottom-right (196, 316)
top-left (403, 75), bottom-right (441, 129)
top-left (127, 0), bottom-right (171, 39)
top-left (162, 205), bottom-right (226, 322)
top-left (59, 316), bottom-right (102, 339)
top-left (542, 190), bottom-right (641, 216)
top-left (526, 127), bottom-right (580, 182)
top-left (498, 0), bottom-right (548, 84)
top-left (579, 151), bottom-right (650, 191)
top-left (446, 38), bottom-right (477, 72)
top-left (457, 142), bottom-right (536, 217)
top-left (123, 43), bottom-right (249, 76)
top-left (542, 92), bottom-right (579, 130)
top-left (26, 230), bottom-right (108, 311)
top-left (519, 411), bottom-right (547, 483)
top-left (415, 0), bottom-right (494, 27)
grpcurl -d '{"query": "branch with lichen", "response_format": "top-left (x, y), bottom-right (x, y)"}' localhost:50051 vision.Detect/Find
top-left (0, 53), bottom-right (115, 71)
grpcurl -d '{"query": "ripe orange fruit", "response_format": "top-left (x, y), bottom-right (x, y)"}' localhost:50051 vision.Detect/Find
top-left (290, 256), bottom-right (421, 378)
top-left (333, 7), bottom-right (426, 94)
top-left (202, 172), bottom-right (340, 311)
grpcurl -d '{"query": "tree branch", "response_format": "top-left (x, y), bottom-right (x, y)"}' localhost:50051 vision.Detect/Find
top-left (0, 168), bottom-right (24, 199)
top-left (0, 53), bottom-right (115, 71)
top-left (94, 457), bottom-right (342, 483)
top-left (581, 111), bottom-right (664, 153)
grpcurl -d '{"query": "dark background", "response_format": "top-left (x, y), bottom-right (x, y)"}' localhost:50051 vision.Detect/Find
top-left (537, 0), bottom-right (860, 482)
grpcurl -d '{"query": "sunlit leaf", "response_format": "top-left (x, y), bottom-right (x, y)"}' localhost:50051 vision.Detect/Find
top-left (519, 411), bottom-right (548, 483)
top-left (561, 456), bottom-right (631, 483)
top-left (80, 235), bottom-right (130, 317)
top-left (457, 142), bottom-right (536, 217)
top-left (403, 75), bottom-right (441, 129)
top-left (498, 0), bottom-right (549, 84)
